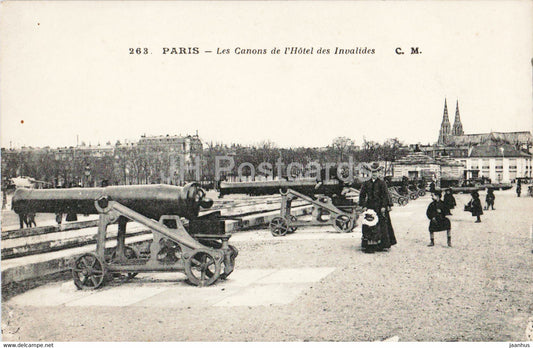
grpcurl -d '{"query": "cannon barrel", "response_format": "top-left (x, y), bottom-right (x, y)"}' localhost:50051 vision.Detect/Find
top-left (218, 179), bottom-right (351, 197)
top-left (12, 183), bottom-right (213, 221)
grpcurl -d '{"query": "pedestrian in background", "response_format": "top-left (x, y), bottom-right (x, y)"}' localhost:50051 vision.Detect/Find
top-left (18, 213), bottom-right (27, 229)
top-left (516, 180), bottom-right (522, 197)
top-left (429, 181), bottom-right (436, 193)
top-left (26, 212), bottom-right (36, 227)
top-left (466, 191), bottom-right (483, 223)
top-left (443, 188), bottom-right (456, 215)
top-left (426, 189), bottom-right (452, 247)
top-left (485, 188), bottom-right (496, 210)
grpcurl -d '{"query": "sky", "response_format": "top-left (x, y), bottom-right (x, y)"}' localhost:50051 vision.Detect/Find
top-left (1, 1), bottom-right (532, 149)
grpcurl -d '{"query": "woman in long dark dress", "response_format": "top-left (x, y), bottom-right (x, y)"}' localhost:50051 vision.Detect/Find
top-left (426, 190), bottom-right (452, 247)
top-left (359, 163), bottom-right (397, 252)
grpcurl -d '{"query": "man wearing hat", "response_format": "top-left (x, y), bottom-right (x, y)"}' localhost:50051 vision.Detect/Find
top-left (358, 162), bottom-right (397, 251)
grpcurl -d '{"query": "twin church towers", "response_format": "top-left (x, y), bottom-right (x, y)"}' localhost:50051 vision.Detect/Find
top-left (437, 98), bottom-right (464, 145)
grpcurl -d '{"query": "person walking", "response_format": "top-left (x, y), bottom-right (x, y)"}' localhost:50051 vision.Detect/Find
top-left (443, 188), bottom-right (456, 215)
top-left (485, 188), bottom-right (496, 210)
top-left (517, 180), bottom-right (522, 197)
top-left (426, 189), bottom-right (452, 247)
top-left (55, 212), bottom-right (63, 225)
top-left (18, 213), bottom-right (27, 229)
top-left (429, 180), bottom-right (436, 193)
top-left (2, 188), bottom-right (7, 210)
top-left (359, 162), bottom-right (397, 251)
top-left (26, 212), bottom-right (36, 228)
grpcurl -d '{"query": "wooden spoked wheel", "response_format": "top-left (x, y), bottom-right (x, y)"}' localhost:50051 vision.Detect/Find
top-left (72, 253), bottom-right (107, 290)
top-left (269, 217), bottom-right (289, 237)
top-left (185, 250), bottom-right (221, 287)
top-left (333, 214), bottom-right (354, 233)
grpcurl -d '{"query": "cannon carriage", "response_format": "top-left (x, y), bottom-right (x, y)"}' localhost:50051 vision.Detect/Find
top-left (12, 183), bottom-right (238, 289)
top-left (218, 180), bottom-right (360, 237)
top-left (387, 187), bottom-right (409, 206)
top-left (270, 187), bottom-right (360, 236)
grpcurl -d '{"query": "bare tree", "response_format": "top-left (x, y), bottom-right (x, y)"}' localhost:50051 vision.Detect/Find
top-left (331, 136), bottom-right (355, 162)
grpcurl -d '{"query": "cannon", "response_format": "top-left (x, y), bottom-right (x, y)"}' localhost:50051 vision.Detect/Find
top-left (218, 179), bottom-right (346, 198)
top-left (12, 183), bottom-right (238, 289)
top-left (218, 179), bottom-right (360, 236)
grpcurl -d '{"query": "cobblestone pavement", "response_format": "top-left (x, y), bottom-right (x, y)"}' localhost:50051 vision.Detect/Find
top-left (2, 190), bottom-right (532, 341)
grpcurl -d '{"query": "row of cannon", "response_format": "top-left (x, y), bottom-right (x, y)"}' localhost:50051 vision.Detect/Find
top-left (11, 178), bottom-right (426, 289)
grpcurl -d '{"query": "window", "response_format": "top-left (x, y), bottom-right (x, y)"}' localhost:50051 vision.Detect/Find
top-left (495, 159), bottom-right (503, 170)
top-left (509, 159), bottom-right (517, 171)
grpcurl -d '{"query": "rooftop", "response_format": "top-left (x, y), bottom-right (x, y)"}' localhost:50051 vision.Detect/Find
top-left (395, 153), bottom-right (437, 165)
top-left (448, 131), bottom-right (532, 146)
top-left (468, 143), bottom-right (530, 158)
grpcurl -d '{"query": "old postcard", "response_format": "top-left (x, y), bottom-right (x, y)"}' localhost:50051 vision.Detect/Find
top-left (1, 0), bottom-right (532, 344)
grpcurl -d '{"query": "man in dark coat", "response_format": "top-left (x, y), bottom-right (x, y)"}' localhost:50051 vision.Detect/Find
top-left (359, 162), bottom-right (397, 251)
top-left (426, 190), bottom-right (452, 247)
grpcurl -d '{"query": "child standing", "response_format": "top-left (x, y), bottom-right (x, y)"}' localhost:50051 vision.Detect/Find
top-left (468, 191), bottom-right (483, 223)
top-left (426, 190), bottom-right (452, 247)
top-left (485, 188), bottom-right (496, 210)
top-left (443, 188), bottom-right (456, 215)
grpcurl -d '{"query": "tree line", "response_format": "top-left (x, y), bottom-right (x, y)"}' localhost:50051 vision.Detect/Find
top-left (2, 137), bottom-right (409, 188)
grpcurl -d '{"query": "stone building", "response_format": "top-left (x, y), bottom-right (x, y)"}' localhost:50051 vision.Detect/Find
top-left (137, 134), bottom-right (203, 161)
top-left (426, 99), bottom-right (532, 183)
top-left (392, 152), bottom-right (464, 183)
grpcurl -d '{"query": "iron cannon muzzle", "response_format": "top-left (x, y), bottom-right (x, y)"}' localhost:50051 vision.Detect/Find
top-left (199, 197), bottom-right (214, 209)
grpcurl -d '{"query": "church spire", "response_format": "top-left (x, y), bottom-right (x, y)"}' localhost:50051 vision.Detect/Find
top-left (452, 99), bottom-right (464, 136)
top-left (438, 98), bottom-right (451, 144)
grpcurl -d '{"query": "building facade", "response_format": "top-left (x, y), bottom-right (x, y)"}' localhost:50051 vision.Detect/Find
top-left (392, 152), bottom-right (464, 183)
top-left (1, 133), bottom-right (204, 187)
top-left (452, 141), bottom-right (531, 182)
top-left (429, 99), bottom-right (532, 183)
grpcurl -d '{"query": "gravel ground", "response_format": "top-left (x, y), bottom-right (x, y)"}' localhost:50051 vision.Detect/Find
top-left (2, 190), bottom-right (532, 341)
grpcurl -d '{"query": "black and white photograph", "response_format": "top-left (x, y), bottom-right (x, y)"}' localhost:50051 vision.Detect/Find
top-left (1, 0), bottom-right (532, 344)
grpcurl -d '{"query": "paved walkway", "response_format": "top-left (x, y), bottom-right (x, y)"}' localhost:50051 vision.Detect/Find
top-left (2, 190), bottom-right (532, 341)
top-left (7, 267), bottom-right (336, 308)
